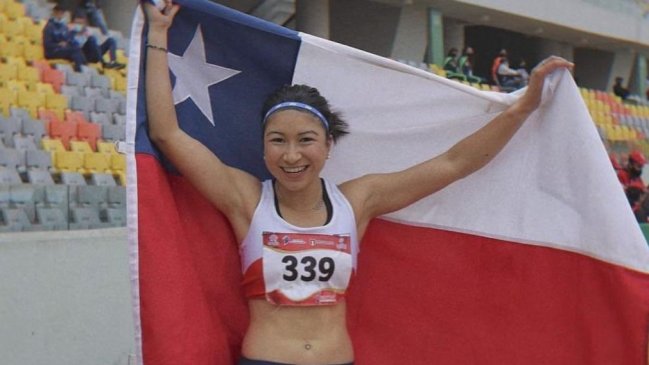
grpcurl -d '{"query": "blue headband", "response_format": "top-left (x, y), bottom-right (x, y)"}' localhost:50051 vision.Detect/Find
top-left (262, 102), bottom-right (329, 131)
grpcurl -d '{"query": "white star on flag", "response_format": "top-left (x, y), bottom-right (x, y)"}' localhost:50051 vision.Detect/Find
top-left (168, 25), bottom-right (241, 126)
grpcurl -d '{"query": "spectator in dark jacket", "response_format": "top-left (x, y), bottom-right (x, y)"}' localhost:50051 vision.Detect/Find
top-left (43, 5), bottom-right (86, 71)
top-left (613, 77), bottom-right (630, 100)
top-left (70, 13), bottom-right (124, 69)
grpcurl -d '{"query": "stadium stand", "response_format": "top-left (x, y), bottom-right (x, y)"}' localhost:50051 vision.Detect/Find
top-left (0, 0), bottom-right (127, 231)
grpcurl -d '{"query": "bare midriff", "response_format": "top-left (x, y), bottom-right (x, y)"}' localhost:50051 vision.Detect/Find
top-left (242, 299), bottom-right (354, 365)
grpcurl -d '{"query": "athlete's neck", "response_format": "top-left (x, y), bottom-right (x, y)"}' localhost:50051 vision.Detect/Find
top-left (274, 178), bottom-right (323, 213)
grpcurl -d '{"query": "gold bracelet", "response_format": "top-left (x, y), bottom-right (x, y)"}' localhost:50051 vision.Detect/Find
top-left (146, 43), bottom-right (168, 53)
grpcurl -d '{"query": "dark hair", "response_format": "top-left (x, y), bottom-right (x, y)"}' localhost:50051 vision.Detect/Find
top-left (261, 84), bottom-right (349, 142)
top-left (53, 5), bottom-right (66, 12)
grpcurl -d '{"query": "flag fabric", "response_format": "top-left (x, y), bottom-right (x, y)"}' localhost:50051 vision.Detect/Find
top-left (126, 1), bottom-right (649, 364)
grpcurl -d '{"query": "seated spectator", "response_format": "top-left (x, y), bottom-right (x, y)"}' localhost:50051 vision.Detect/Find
top-left (618, 151), bottom-right (646, 193)
top-left (77, 0), bottom-right (108, 35)
top-left (491, 49), bottom-right (507, 85)
top-left (515, 59), bottom-right (530, 87)
top-left (443, 48), bottom-right (466, 81)
top-left (43, 6), bottom-right (124, 71)
top-left (458, 46), bottom-right (485, 84)
top-left (70, 14), bottom-right (125, 69)
top-left (496, 57), bottom-right (524, 91)
top-left (43, 5), bottom-right (86, 72)
top-left (613, 77), bottom-right (630, 100)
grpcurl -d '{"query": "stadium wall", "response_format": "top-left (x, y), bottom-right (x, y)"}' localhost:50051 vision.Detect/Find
top-left (0, 228), bottom-right (135, 365)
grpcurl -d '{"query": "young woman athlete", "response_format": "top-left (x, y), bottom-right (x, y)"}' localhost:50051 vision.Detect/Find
top-left (143, 2), bottom-right (573, 364)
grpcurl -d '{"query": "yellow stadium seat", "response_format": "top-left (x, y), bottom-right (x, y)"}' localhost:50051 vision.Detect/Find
top-left (0, 38), bottom-right (24, 58)
top-left (23, 43), bottom-right (44, 61)
top-left (45, 93), bottom-right (68, 119)
top-left (17, 89), bottom-right (44, 118)
top-left (42, 138), bottom-right (66, 153)
top-left (97, 141), bottom-right (118, 155)
top-left (4, 1), bottom-right (26, 20)
top-left (111, 154), bottom-right (126, 185)
top-left (23, 19), bottom-right (43, 44)
top-left (34, 82), bottom-right (54, 95)
top-left (2, 17), bottom-right (24, 38)
top-left (84, 152), bottom-right (112, 174)
top-left (17, 64), bottom-right (39, 84)
top-left (116, 49), bottom-right (128, 65)
top-left (54, 150), bottom-right (85, 173)
top-left (0, 12), bottom-right (7, 33)
top-left (0, 62), bottom-right (18, 84)
top-left (70, 140), bottom-right (93, 154)
top-left (0, 87), bottom-right (16, 116)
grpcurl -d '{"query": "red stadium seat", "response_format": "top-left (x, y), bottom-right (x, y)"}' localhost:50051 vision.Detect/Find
top-left (77, 121), bottom-right (101, 151)
top-left (49, 120), bottom-right (78, 149)
top-left (41, 67), bottom-right (65, 93)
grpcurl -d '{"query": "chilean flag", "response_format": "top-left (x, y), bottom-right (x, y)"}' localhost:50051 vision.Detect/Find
top-left (126, 1), bottom-right (649, 364)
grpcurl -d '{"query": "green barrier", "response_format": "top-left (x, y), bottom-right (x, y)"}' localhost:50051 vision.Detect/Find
top-left (640, 223), bottom-right (649, 245)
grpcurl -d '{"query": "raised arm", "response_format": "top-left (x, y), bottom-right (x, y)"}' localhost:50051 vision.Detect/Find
top-left (342, 56), bottom-right (574, 231)
top-left (143, 2), bottom-right (260, 224)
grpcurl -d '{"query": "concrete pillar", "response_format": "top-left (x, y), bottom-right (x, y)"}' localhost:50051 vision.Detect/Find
top-left (443, 17), bottom-right (465, 59)
top-left (390, 4), bottom-right (427, 62)
top-left (536, 38), bottom-right (574, 62)
top-left (608, 50), bottom-right (635, 92)
top-left (296, 0), bottom-right (330, 39)
top-left (101, 0), bottom-right (138, 37)
top-left (629, 54), bottom-right (647, 98)
top-left (426, 8), bottom-right (444, 66)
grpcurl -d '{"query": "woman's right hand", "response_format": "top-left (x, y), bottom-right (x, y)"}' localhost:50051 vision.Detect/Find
top-left (143, 0), bottom-right (180, 32)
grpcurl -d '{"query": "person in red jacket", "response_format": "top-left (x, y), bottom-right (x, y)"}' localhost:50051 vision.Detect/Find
top-left (618, 151), bottom-right (646, 192)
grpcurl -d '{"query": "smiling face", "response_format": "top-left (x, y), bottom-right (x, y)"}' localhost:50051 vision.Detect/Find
top-left (263, 109), bottom-right (331, 193)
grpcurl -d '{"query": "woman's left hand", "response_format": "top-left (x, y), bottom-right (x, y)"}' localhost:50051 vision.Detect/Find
top-left (516, 56), bottom-right (574, 114)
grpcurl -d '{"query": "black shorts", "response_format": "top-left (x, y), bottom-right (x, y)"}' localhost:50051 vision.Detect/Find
top-left (238, 357), bottom-right (353, 365)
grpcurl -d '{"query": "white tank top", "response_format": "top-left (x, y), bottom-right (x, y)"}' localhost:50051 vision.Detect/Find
top-left (240, 179), bottom-right (359, 305)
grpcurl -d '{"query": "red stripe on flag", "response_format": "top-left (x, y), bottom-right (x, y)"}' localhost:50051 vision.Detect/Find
top-left (347, 219), bottom-right (649, 364)
top-left (136, 154), bottom-right (649, 364)
top-left (136, 154), bottom-right (248, 365)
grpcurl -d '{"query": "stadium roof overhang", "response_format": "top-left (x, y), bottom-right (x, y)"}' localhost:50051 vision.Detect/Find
top-left (372, 0), bottom-right (649, 55)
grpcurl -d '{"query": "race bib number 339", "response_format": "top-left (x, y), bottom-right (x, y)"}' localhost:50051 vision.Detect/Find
top-left (262, 232), bottom-right (352, 306)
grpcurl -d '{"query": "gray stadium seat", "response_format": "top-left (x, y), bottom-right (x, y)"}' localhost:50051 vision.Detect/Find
top-left (84, 86), bottom-right (105, 98)
top-left (90, 74), bottom-right (111, 92)
top-left (95, 98), bottom-right (119, 114)
top-left (61, 172), bottom-right (87, 185)
top-left (0, 167), bottom-right (23, 184)
top-left (70, 96), bottom-right (95, 118)
top-left (27, 169), bottom-right (55, 185)
top-left (91, 173), bottom-right (117, 186)
top-left (102, 124), bottom-right (125, 141)
top-left (65, 71), bottom-right (90, 88)
top-left (36, 206), bottom-right (68, 230)
top-left (43, 185), bottom-right (70, 225)
top-left (13, 134), bottom-right (38, 151)
top-left (10, 107), bottom-right (31, 121)
top-left (26, 149), bottom-right (53, 171)
top-left (108, 186), bottom-right (126, 207)
top-left (61, 85), bottom-right (83, 98)
top-left (0, 207), bottom-right (33, 232)
top-left (0, 147), bottom-right (26, 172)
top-left (76, 185), bottom-right (108, 208)
top-left (70, 206), bottom-right (103, 229)
top-left (22, 118), bottom-right (47, 144)
top-left (0, 116), bottom-right (22, 147)
top-left (103, 207), bottom-right (126, 227)
top-left (112, 113), bottom-right (126, 125)
top-left (90, 112), bottom-right (112, 125)
top-left (0, 185), bottom-right (10, 209)
top-left (10, 184), bottom-right (45, 223)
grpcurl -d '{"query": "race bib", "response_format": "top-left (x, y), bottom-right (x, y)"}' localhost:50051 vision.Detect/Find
top-left (262, 232), bottom-right (352, 306)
